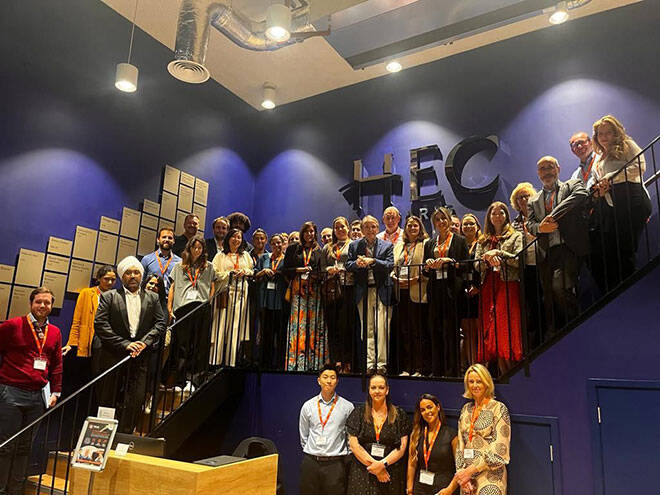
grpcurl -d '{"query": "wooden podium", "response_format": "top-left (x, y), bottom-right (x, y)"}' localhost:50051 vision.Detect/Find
top-left (69, 451), bottom-right (278, 495)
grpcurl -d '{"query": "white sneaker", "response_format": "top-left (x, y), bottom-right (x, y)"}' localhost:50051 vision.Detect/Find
top-left (399, 371), bottom-right (410, 376)
top-left (412, 372), bottom-right (422, 377)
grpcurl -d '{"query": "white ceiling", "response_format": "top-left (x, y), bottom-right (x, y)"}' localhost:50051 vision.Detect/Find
top-left (102, 0), bottom-right (641, 110)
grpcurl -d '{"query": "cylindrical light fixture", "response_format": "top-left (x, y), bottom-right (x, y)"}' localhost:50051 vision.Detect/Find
top-left (115, 62), bottom-right (139, 92)
top-left (265, 3), bottom-right (292, 42)
top-left (549, 1), bottom-right (569, 24)
top-left (261, 83), bottom-right (276, 109)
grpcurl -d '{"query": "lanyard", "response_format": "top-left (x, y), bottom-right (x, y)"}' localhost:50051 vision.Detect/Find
top-left (232, 253), bottom-right (240, 270)
top-left (423, 422), bottom-right (441, 470)
top-left (468, 399), bottom-right (490, 442)
top-left (155, 251), bottom-right (173, 276)
top-left (435, 233), bottom-right (453, 258)
top-left (317, 396), bottom-right (338, 430)
top-left (271, 255), bottom-right (283, 271)
top-left (403, 242), bottom-right (417, 265)
top-left (303, 248), bottom-right (313, 267)
top-left (385, 229), bottom-right (400, 244)
top-left (582, 154), bottom-right (596, 183)
top-left (468, 240), bottom-right (478, 256)
top-left (544, 189), bottom-right (558, 214)
top-left (333, 243), bottom-right (344, 261)
top-left (186, 267), bottom-right (200, 288)
top-left (26, 316), bottom-right (48, 356)
top-left (374, 415), bottom-right (387, 443)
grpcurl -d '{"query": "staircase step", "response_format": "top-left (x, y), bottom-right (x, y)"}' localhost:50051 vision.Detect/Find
top-left (45, 451), bottom-right (72, 479)
top-left (25, 474), bottom-right (66, 495)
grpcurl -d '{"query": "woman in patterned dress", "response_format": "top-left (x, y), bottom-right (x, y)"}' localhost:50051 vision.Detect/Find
top-left (454, 364), bottom-right (511, 495)
top-left (283, 221), bottom-right (326, 371)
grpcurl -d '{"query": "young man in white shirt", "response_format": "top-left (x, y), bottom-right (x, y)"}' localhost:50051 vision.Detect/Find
top-left (299, 364), bottom-right (354, 495)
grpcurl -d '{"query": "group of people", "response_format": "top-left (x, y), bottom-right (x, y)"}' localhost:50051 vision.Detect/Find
top-left (299, 364), bottom-right (511, 495)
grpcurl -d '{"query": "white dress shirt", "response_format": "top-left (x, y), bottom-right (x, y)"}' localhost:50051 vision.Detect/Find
top-left (124, 289), bottom-right (141, 338)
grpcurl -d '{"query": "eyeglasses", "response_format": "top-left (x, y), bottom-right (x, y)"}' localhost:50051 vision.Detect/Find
top-left (570, 139), bottom-right (590, 150)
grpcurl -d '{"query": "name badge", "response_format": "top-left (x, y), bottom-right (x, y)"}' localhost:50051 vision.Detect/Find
top-left (266, 281), bottom-right (276, 290)
top-left (301, 272), bottom-right (309, 280)
top-left (335, 262), bottom-right (345, 271)
top-left (368, 270), bottom-right (375, 285)
top-left (436, 269), bottom-right (447, 280)
top-left (398, 266), bottom-right (409, 278)
top-left (186, 289), bottom-right (199, 300)
top-left (467, 272), bottom-right (473, 281)
top-left (34, 358), bottom-right (47, 371)
top-left (464, 448), bottom-right (474, 459)
top-left (371, 444), bottom-right (385, 458)
top-left (419, 470), bottom-right (435, 485)
top-left (316, 435), bottom-right (327, 447)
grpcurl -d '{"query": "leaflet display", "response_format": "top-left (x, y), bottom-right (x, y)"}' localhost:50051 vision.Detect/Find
top-left (71, 417), bottom-right (119, 472)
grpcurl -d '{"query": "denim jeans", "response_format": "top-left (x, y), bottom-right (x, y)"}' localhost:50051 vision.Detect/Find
top-left (0, 384), bottom-right (45, 495)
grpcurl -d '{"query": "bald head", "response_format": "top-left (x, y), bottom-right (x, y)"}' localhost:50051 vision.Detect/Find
top-left (569, 131), bottom-right (593, 162)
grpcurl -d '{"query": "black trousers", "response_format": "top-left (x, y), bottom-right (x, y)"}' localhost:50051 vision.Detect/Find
top-left (169, 302), bottom-right (211, 386)
top-left (96, 351), bottom-right (149, 434)
top-left (300, 454), bottom-right (347, 495)
top-left (538, 245), bottom-right (581, 333)
top-left (259, 308), bottom-right (288, 370)
top-left (395, 290), bottom-right (429, 374)
top-left (0, 384), bottom-right (45, 495)
top-left (324, 286), bottom-right (356, 367)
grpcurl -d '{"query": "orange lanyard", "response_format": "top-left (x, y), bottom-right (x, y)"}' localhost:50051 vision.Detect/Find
top-left (385, 229), bottom-right (400, 244)
top-left (333, 243), bottom-right (344, 261)
top-left (155, 251), bottom-right (173, 276)
top-left (423, 422), bottom-right (441, 470)
top-left (26, 316), bottom-right (48, 356)
top-left (317, 396), bottom-right (338, 430)
top-left (271, 255), bottom-right (283, 271)
top-left (303, 248), bottom-right (313, 267)
top-left (435, 233), bottom-right (453, 258)
top-left (232, 253), bottom-right (240, 270)
top-left (186, 267), bottom-right (200, 288)
top-left (468, 399), bottom-right (489, 442)
top-left (374, 415), bottom-right (386, 443)
top-left (545, 189), bottom-right (558, 213)
top-left (468, 240), bottom-right (478, 256)
top-left (582, 154), bottom-right (596, 183)
top-left (403, 242), bottom-right (417, 265)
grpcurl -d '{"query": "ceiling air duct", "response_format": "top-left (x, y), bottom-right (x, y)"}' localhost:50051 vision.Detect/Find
top-left (168, 0), bottom-right (324, 84)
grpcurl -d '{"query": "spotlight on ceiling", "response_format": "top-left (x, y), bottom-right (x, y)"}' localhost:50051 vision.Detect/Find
top-left (549, 1), bottom-right (569, 24)
top-left (385, 61), bottom-right (402, 73)
top-left (262, 83), bottom-right (276, 109)
top-left (265, 3), bottom-right (292, 42)
top-left (115, 63), bottom-right (138, 92)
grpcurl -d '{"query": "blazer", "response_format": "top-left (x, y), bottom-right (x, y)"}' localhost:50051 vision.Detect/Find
top-left (422, 233), bottom-right (469, 295)
top-left (94, 286), bottom-right (166, 359)
top-left (346, 237), bottom-right (394, 306)
top-left (66, 286), bottom-right (101, 357)
top-left (392, 239), bottom-right (428, 303)
top-left (474, 228), bottom-right (524, 282)
top-left (526, 179), bottom-right (590, 259)
top-left (205, 237), bottom-right (221, 263)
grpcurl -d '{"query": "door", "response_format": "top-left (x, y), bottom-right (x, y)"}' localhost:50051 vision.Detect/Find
top-left (590, 379), bottom-right (660, 495)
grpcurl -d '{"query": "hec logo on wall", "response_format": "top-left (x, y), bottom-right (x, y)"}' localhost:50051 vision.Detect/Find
top-left (339, 135), bottom-right (500, 223)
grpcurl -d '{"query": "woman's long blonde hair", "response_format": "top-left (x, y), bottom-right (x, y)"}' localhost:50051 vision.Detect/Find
top-left (592, 114), bottom-right (630, 161)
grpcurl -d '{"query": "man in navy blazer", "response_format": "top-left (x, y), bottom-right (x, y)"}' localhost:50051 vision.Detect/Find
top-left (346, 215), bottom-right (394, 373)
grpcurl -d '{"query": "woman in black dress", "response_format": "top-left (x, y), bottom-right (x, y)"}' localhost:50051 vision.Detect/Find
top-left (347, 373), bottom-right (411, 494)
top-left (406, 394), bottom-right (458, 495)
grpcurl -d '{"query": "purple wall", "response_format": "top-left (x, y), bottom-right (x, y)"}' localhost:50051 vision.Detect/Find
top-left (221, 262), bottom-right (660, 494)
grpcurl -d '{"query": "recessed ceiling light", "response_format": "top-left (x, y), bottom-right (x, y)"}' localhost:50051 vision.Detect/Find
top-left (549, 1), bottom-right (569, 24)
top-left (386, 61), bottom-right (402, 73)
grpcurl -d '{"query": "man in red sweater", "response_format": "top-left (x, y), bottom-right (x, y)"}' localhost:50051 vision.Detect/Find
top-left (0, 287), bottom-right (62, 495)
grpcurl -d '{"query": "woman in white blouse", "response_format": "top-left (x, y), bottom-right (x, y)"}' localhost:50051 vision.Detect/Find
top-left (592, 115), bottom-right (652, 285)
top-left (210, 228), bottom-right (254, 366)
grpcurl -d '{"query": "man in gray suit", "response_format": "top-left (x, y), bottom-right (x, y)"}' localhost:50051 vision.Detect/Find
top-left (94, 256), bottom-right (166, 433)
top-left (527, 156), bottom-right (589, 333)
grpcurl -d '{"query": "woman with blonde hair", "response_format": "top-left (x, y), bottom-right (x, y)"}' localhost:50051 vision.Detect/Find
top-left (406, 394), bottom-right (458, 494)
top-left (454, 364), bottom-right (511, 494)
top-left (392, 215), bottom-right (429, 376)
top-left (592, 115), bottom-right (651, 286)
top-left (475, 202), bottom-right (523, 374)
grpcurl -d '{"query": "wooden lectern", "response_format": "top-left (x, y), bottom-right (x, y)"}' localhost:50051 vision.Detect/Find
top-left (69, 451), bottom-right (278, 495)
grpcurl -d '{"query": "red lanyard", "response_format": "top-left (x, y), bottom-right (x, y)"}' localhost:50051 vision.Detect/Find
top-left (26, 316), bottom-right (48, 356)
top-left (582, 154), bottom-right (596, 183)
top-left (545, 189), bottom-right (558, 214)
top-left (403, 242), bottom-right (417, 265)
top-left (303, 248), bottom-right (313, 267)
top-left (186, 267), bottom-right (200, 288)
top-left (468, 399), bottom-right (490, 442)
top-left (435, 233), bottom-right (453, 258)
top-left (385, 229), bottom-right (400, 244)
top-left (423, 422), bottom-right (441, 470)
top-left (317, 396), bottom-right (338, 430)
top-left (232, 253), bottom-right (240, 270)
top-left (155, 251), bottom-right (173, 276)
top-left (374, 415), bottom-right (386, 443)
top-left (271, 255), bottom-right (283, 271)
top-left (333, 244), bottom-right (344, 261)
